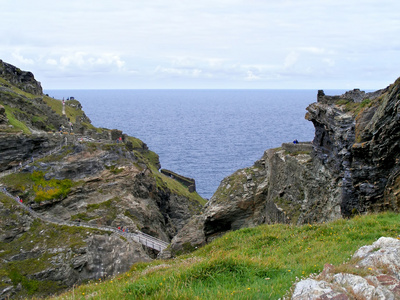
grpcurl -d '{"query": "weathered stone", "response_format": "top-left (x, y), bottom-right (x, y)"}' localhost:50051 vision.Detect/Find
top-left (0, 60), bottom-right (205, 298)
top-left (173, 78), bottom-right (400, 253)
top-left (291, 237), bottom-right (400, 299)
top-left (0, 59), bottom-right (43, 95)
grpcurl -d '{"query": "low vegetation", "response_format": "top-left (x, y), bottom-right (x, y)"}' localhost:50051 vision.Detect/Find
top-left (0, 194), bottom-right (103, 298)
top-left (0, 171), bottom-right (77, 203)
top-left (336, 97), bottom-right (375, 115)
top-left (149, 164), bottom-right (207, 208)
top-left (2, 104), bottom-right (31, 134)
top-left (47, 212), bottom-right (400, 300)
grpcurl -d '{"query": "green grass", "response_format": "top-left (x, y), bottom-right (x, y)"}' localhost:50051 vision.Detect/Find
top-left (48, 212), bottom-right (400, 300)
top-left (336, 98), bottom-right (375, 115)
top-left (2, 104), bottom-right (31, 134)
top-left (149, 165), bottom-right (207, 208)
top-left (42, 96), bottom-right (85, 123)
top-left (0, 77), bottom-right (37, 100)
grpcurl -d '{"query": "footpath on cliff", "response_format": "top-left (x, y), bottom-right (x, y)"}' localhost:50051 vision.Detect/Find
top-left (0, 59), bottom-right (206, 298)
top-left (1, 59), bottom-right (400, 299)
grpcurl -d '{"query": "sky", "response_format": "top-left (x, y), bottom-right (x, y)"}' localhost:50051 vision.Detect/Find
top-left (1, 0), bottom-right (400, 90)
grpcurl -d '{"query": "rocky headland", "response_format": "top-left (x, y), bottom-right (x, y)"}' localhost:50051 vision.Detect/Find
top-left (1, 58), bottom-right (399, 299)
top-left (171, 79), bottom-right (400, 255)
top-left (0, 60), bottom-right (206, 299)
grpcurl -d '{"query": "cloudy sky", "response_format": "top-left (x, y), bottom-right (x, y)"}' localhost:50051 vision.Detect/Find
top-left (1, 0), bottom-right (399, 89)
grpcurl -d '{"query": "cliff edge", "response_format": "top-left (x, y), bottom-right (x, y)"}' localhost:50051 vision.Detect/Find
top-left (0, 60), bottom-right (206, 298)
top-left (171, 78), bottom-right (400, 255)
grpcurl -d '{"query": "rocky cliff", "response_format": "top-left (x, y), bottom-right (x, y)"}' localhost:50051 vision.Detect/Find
top-left (0, 61), bottom-right (205, 298)
top-left (0, 60), bottom-right (42, 96)
top-left (171, 79), bottom-right (400, 255)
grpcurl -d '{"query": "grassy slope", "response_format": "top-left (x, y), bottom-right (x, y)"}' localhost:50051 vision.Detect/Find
top-left (48, 212), bottom-right (400, 300)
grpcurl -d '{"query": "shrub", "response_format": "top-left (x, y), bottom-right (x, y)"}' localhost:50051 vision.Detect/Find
top-left (31, 171), bottom-right (73, 202)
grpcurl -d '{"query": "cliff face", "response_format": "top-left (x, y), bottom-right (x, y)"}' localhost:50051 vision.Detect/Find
top-left (0, 193), bottom-right (151, 299)
top-left (171, 78), bottom-right (400, 254)
top-left (307, 84), bottom-right (400, 216)
top-left (0, 59), bottom-right (42, 96)
top-left (0, 60), bottom-right (205, 298)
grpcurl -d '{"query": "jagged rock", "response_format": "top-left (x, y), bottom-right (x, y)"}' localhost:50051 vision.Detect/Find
top-left (0, 60), bottom-right (205, 298)
top-left (0, 59), bottom-right (43, 95)
top-left (172, 78), bottom-right (400, 254)
top-left (307, 81), bottom-right (400, 216)
top-left (171, 215), bottom-right (206, 255)
top-left (291, 237), bottom-right (400, 299)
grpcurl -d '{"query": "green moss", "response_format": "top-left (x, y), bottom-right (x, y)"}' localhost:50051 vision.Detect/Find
top-left (70, 212), bottom-right (95, 222)
top-left (81, 198), bottom-right (120, 224)
top-left (0, 171), bottom-right (76, 203)
top-left (87, 199), bottom-right (114, 211)
top-left (36, 146), bottom-right (74, 163)
top-left (8, 267), bottom-right (66, 296)
top-left (105, 164), bottom-right (124, 174)
top-left (336, 98), bottom-right (375, 115)
top-left (31, 171), bottom-right (74, 203)
top-left (213, 169), bottom-right (248, 203)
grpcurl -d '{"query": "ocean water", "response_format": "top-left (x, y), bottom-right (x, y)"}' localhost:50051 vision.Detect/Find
top-left (45, 89), bottom-right (321, 199)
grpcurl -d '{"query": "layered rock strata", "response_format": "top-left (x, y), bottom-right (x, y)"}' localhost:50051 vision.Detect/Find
top-left (0, 60), bottom-right (205, 298)
top-left (171, 79), bottom-right (400, 254)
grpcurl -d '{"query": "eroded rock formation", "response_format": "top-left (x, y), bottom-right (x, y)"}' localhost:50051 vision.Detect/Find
top-left (171, 79), bottom-right (400, 255)
top-left (0, 60), bottom-right (205, 298)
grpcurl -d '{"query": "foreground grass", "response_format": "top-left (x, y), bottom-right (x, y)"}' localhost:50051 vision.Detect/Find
top-left (48, 212), bottom-right (400, 300)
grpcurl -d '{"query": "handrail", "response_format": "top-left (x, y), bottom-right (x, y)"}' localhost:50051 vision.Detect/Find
top-left (0, 187), bottom-right (169, 252)
top-left (0, 132), bottom-right (170, 251)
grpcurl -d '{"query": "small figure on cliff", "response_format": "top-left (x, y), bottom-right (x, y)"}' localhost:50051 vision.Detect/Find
top-left (293, 139), bottom-right (298, 144)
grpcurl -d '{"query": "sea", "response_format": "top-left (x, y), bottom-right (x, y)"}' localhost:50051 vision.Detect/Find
top-left (44, 89), bottom-right (344, 199)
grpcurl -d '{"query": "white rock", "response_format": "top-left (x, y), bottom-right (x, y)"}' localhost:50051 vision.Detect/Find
top-left (292, 279), bottom-right (334, 300)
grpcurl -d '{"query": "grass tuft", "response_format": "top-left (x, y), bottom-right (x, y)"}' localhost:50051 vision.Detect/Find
top-left (49, 211), bottom-right (400, 300)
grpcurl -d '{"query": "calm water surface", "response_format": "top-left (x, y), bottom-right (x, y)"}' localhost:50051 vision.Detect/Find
top-left (46, 89), bottom-right (322, 199)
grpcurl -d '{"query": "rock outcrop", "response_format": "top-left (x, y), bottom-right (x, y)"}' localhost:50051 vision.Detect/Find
top-left (0, 59), bottom-right (43, 96)
top-left (171, 79), bottom-right (400, 255)
top-left (0, 60), bottom-right (206, 298)
top-left (0, 105), bottom-right (7, 127)
top-left (291, 237), bottom-right (400, 299)
top-left (0, 194), bottom-right (151, 299)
